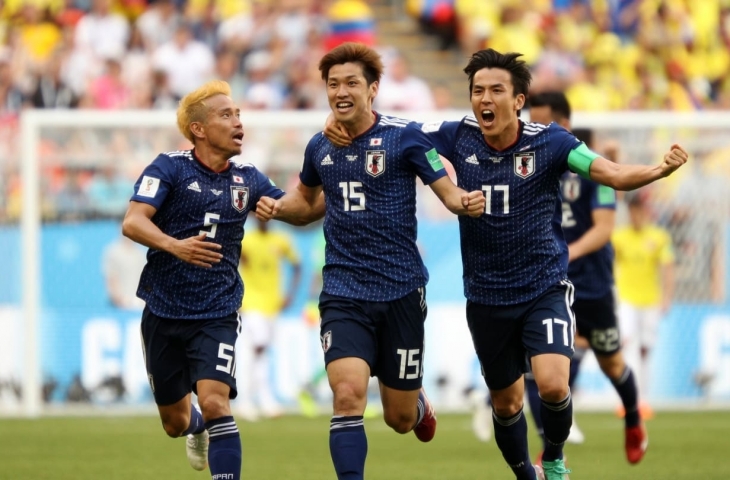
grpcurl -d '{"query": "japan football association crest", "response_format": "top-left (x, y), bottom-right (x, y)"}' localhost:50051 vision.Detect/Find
top-left (562, 177), bottom-right (581, 201)
top-left (231, 186), bottom-right (249, 212)
top-left (321, 330), bottom-right (332, 353)
top-left (514, 152), bottom-right (535, 179)
top-left (366, 150), bottom-right (386, 177)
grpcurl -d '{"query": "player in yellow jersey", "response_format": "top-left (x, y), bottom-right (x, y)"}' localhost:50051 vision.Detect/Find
top-left (613, 194), bottom-right (675, 414)
top-left (236, 220), bottom-right (301, 421)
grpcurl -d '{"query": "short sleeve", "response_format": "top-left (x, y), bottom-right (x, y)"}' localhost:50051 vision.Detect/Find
top-left (253, 168), bottom-right (285, 201)
top-left (591, 181), bottom-right (616, 210)
top-left (130, 154), bottom-right (175, 209)
top-left (402, 122), bottom-right (448, 186)
top-left (419, 119), bottom-right (461, 160)
top-left (299, 134), bottom-right (323, 188)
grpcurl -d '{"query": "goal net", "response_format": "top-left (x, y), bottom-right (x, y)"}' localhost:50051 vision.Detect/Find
top-left (2, 109), bottom-right (729, 417)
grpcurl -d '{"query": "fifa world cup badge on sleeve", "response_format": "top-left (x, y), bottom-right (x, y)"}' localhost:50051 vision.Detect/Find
top-left (138, 176), bottom-right (160, 197)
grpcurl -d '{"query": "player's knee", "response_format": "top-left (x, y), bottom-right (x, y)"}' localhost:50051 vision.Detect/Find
top-left (198, 394), bottom-right (229, 420)
top-left (537, 382), bottom-right (570, 403)
top-left (331, 382), bottom-right (366, 415)
top-left (160, 416), bottom-right (188, 438)
top-left (491, 398), bottom-right (523, 418)
top-left (383, 408), bottom-right (416, 434)
top-left (598, 353), bottom-right (626, 380)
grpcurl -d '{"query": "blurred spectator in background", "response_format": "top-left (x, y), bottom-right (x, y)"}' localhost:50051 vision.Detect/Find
top-left (613, 193), bottom-right (675, 410)
top-left (0, 49), bottom-right (24, 116)
top-left (74, 0), bottom-right (130, 62)
top-left (152, 20), bottom-right (213, 99)
top-left (375, 51), bottom-right (435, 111)
top-left (53, 167), bottom-right (91, 222)
top-left (87, 164), bottom-right (131, 219)
top-left (406, 0), bottom-right (457, 50)
top-left (237, 219), bottom-right (301, 421)
top-left (87, 54), bottom-right (129, 109)
top-left (28, 51), bottom-right (78, 109)
top-left (136, 0), bottom-right (180, 50)
top-left (242, 49), bottom-right (286, 110)
top-left (102, 233), bottom-right (146, 310)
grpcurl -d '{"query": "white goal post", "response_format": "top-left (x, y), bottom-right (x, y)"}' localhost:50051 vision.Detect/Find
top-left (14, 109), bottom-right (730, 417)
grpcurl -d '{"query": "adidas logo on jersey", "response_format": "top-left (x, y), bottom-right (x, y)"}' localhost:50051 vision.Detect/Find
top-left (321, 155), bottom-right (333, 165)
top-left (465, 154), bottom-right (479, 165)
top-left (187, 181), bottom-right (201, 192)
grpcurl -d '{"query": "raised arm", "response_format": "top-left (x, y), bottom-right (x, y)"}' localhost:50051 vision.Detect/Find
top-left (587, 144), bottom-right (689, 191)
top-left (428, 176), bottom-right (485, 217)
top-left (256, 182), bottom-right (325, 226)
top-left (122, 201), bottom-right (222, 268)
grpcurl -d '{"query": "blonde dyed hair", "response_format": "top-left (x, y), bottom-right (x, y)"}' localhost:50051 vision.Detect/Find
top-left (176, 80), bottom-right (232, 143)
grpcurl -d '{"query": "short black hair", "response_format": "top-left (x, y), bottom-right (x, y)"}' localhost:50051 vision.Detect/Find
top-left (572, 127), bottom-right (593, 147)
top-left (463, 49), bottom-right (531, 98)
top-left (528, 91), bottom-right (571, 122)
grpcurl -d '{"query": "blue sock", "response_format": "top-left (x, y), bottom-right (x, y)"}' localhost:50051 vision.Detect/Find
top-left (330, 415), bottom-right (367, 480)
top-left (492, 408), bottom-right (534, 480)
top-left (205, 416), bottom-right (241, 480)
top-left (541, 391), bottom-right (572, 462)
top-left (611, 366), bottom-right (641, 427)
top-left (525, 377), bottom-right (545, 448)
top-left (182, 404), bottom-right (205, 435)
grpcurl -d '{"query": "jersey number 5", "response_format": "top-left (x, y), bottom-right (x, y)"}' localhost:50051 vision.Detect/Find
top-left (200, 212), bottom-right (220, 238)
top-left (339, 181), bottom-right (365, 211)
top-left (482, 185), bottom-right (510, 214)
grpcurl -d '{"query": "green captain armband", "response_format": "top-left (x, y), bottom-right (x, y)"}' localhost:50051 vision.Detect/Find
top-left (567, 143), bottom-right (601, 179)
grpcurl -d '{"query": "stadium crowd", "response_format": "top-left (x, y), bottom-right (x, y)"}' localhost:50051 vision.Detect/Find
top-left (0, 0), bottom-right (729, 229)
top-left (410, 0), bottom-right (730, 111)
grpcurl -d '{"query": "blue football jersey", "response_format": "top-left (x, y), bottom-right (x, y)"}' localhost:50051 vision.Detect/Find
top-left (424, 118), bottom-right (581, 305)
top-left (130, 149), bottom-right (284, 319)
top-left (300, 113), bottom-right (448, 301)
top-left (561, 172), bottom-right (616, 300)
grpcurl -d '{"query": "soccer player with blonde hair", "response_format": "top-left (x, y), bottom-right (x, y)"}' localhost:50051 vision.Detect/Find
top-left (123, 80), bottom-right (314, 479)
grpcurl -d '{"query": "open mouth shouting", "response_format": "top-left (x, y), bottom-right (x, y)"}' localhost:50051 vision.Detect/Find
top-left (232, 131), bottom-right (244, 146)
top-left (481, 109), bottom-right (496, 127)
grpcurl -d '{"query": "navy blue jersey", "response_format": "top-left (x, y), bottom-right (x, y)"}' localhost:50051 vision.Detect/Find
top-left (300, 113), bottom-right (448, 301)
top-left (424, 118), bottom-right (581, 305)
top-left (131, 149), bottom-right (284, 319)
top-left (561, 172), bottom-right (616, 300)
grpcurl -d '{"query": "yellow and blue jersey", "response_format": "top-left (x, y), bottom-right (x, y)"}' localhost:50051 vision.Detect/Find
top-left (613, 224), bottom-right (674, 307)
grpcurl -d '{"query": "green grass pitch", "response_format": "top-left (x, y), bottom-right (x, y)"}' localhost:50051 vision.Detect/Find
top-left (1, 411), bottom-right (729, 479)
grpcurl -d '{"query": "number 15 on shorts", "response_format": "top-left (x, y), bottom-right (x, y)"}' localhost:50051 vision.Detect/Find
top-left (396, 348), bottom-right (423, 379)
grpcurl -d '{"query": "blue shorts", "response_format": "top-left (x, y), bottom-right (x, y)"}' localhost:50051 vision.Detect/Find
top-left (140, 307), bottom-right (242, 406)
top-left (319, 287), bottom-right (427, 391)
top-left (574, 291), bottom-right (621, 355)
top-left (466, 281), bottom-right (575, 391)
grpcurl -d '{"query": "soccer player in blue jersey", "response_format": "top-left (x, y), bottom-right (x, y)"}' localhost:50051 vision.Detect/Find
top-left (324, 48), bottom-right (688, 480)
top-left (422, 50), bottom-right (686, 480)
top-left (255, 42), bottom-right (485, 480)
top-left (122, 80), bottom-right (305, 480)
top-left (527, 91), bottom-right (646, 466)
